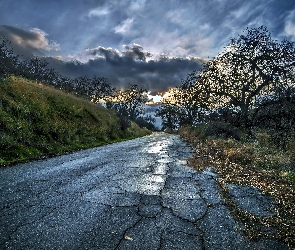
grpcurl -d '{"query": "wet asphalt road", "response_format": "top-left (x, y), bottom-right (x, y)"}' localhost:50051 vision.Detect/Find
top-left (0, 132), bottom-right (290, 249)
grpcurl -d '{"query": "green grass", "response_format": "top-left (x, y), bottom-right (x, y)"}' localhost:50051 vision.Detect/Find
top-left (179, 124), bottom-right (295, 248)
top-left (0, 76), bottom-right (151, 166)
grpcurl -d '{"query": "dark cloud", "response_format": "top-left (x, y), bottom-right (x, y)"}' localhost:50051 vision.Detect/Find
top-left (1, 1), bottom-right (294, 57)
top-left (86, 46), bottom-right (121, 63)
top-left (84, 44), bottom-right (151, 63)
top-left (0, 25), bottom-right (59, 58)
top-left (46, 45), bottom-right (204, 95)
top-left (1, 0), bottom-right (294, 94)
top-left (123, 44), bottom-right (151, 61)
top-left (0, 25), bottom-right (40, 57)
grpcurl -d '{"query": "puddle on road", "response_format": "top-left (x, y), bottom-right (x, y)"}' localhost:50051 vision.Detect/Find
top-left (147, 144), bottom-right (164, 153)
top-left (157, 158), bottom-right (173, 163)
top-left (177, 159), bottom-right (188, 165)
top-left (121, 174), bottom-right (167, 196)
top-left (137, 139), bottom-right (172, 194)
top-left (153, 164), bottom-right (169, 175)
top-left (146, 139), bottom-right (170, 154)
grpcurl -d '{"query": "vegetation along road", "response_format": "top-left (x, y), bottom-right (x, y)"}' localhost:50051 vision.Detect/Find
top-left (0, 133), bottom-right (290, 249)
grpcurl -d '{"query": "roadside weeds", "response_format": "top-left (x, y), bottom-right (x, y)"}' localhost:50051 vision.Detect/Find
top-left (178, 127), bottom-right (295, 248)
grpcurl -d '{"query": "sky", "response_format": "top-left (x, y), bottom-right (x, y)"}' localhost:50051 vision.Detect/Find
top-left (0, 0), bottom-right (295, 97)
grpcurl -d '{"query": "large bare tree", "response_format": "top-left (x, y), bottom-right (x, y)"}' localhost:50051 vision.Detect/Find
top-left (199, 26), bottom-right (295, 128)
top-left (156, 70), bottom-right (210, 130)
top-left (106, 85), bottom-right (149, 130)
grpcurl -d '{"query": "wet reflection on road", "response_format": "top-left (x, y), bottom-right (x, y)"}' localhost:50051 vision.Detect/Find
top-left (1, 132), bottom-right (285, 250)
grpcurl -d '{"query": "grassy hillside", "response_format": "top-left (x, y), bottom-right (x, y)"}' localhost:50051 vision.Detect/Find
top-left (0, 76), bottom-right (151, 166)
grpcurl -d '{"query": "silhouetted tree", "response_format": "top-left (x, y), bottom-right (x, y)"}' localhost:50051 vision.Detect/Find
top-left (177, 70), bottom-right (210, 125)
top-left (0, 38), bottom-right (20, 80)
top-left (156, 102), bottom-right (180, 130)
top-left (21, 57), bottom-right (51, 82)
top-left (89, 76), bottom-right (115, 103)
top-left (133, 115), bottom-right (156, 130)
top-left (156, 70), bottom-right (209, 129)
top-left (199, 26), bottom-right (295, 128)
top-left (253, 85), bottom-right (295, 147)
top-left (106, 85), bottom-right (149, 129)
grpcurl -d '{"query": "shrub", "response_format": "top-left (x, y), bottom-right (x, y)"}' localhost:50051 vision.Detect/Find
top-left (203, 122), bottom-right (242, 140)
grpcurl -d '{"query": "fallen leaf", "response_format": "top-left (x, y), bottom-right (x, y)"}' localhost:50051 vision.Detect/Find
top-left (124, 235), bottom-right (133, 241)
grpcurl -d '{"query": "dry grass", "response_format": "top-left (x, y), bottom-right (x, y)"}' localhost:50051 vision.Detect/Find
top-left (179, 125), bottom-right (295, 247)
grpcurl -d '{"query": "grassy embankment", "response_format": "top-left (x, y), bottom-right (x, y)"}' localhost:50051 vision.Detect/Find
top-left (0, 76), bottom-right (151, 167)
top-left (179, 124), bottom-right (295, 247)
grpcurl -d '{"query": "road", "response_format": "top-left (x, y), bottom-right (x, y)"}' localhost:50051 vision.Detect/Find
top-left (0, 133), bottom-right (289, 249)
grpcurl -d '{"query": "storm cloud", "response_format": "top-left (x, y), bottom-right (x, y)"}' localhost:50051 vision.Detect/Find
top-left (0, 0), bottom-right (294, 94)
top-left (46, 45), bottom-right (205, 95)
top-left (0, 25), bottom-right (59, 58)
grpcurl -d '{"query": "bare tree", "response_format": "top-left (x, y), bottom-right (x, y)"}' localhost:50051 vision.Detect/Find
top-left (253, 85), bottom-right (295, 147)
top-left (199, 26), bottom-right (295, 128)
top-left (106, 85), bottom-right (149, 130)
top-left (156, 70), bottom-right (209, 130)
top-left (156, 88), bottom-right (182, 130)
top-left (89, 76), bottom-right (114, 103)
top-left (0, 38), bottom-right (20, 80)
top-left (177, 70), bottom-right (210, 125)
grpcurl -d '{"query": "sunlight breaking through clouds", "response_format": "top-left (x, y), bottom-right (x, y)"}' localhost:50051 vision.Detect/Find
top-left (29, 28), bottom-right (60, 51)
top-left (0, 0), bottom-right (294, 94)
top-left (284, 9), bottom-right (295, 39)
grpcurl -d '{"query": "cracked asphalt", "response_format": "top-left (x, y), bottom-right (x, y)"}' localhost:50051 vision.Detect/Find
top-left (0, 132), bottom-right (290, 249)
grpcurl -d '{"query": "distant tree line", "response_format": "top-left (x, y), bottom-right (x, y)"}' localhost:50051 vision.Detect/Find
top-left (0, 38), bottom-right (155, 131)
top-left (156, 26), bottom-right (295, 146)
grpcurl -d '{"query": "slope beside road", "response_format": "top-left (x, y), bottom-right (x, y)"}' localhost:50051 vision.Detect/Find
top-left (0, 133), bottom-right (289, 249)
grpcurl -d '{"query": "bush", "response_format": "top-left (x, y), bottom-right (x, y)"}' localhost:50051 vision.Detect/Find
top-left (203, 122), bottom-right (242, 140)
top-left (134, 117), bottom-right (156, 130)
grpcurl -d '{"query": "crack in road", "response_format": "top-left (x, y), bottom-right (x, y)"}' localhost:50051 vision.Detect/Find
top-left (0, 132), bottom-right (290, 249)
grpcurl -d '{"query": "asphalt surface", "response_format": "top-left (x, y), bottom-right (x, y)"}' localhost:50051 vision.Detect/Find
top-left (0, 132), bottom-right (290, 249)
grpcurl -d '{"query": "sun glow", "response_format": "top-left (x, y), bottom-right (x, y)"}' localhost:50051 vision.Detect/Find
top-left (147, 93), bottom-right (163, 103)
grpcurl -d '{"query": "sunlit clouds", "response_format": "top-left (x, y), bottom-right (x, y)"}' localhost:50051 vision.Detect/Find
top-left (283, 9), bottom-right (295, 40)
top-left (114, 18), bottom-right (135, 36)
top-left (0, 25), bottom-right (60, 57)
top-left (29, 28), bottom-right (60, 52)
top-left (87, 6), bottom-right (110, 18)
top-left (0, 0), bottom-right (294, 94)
